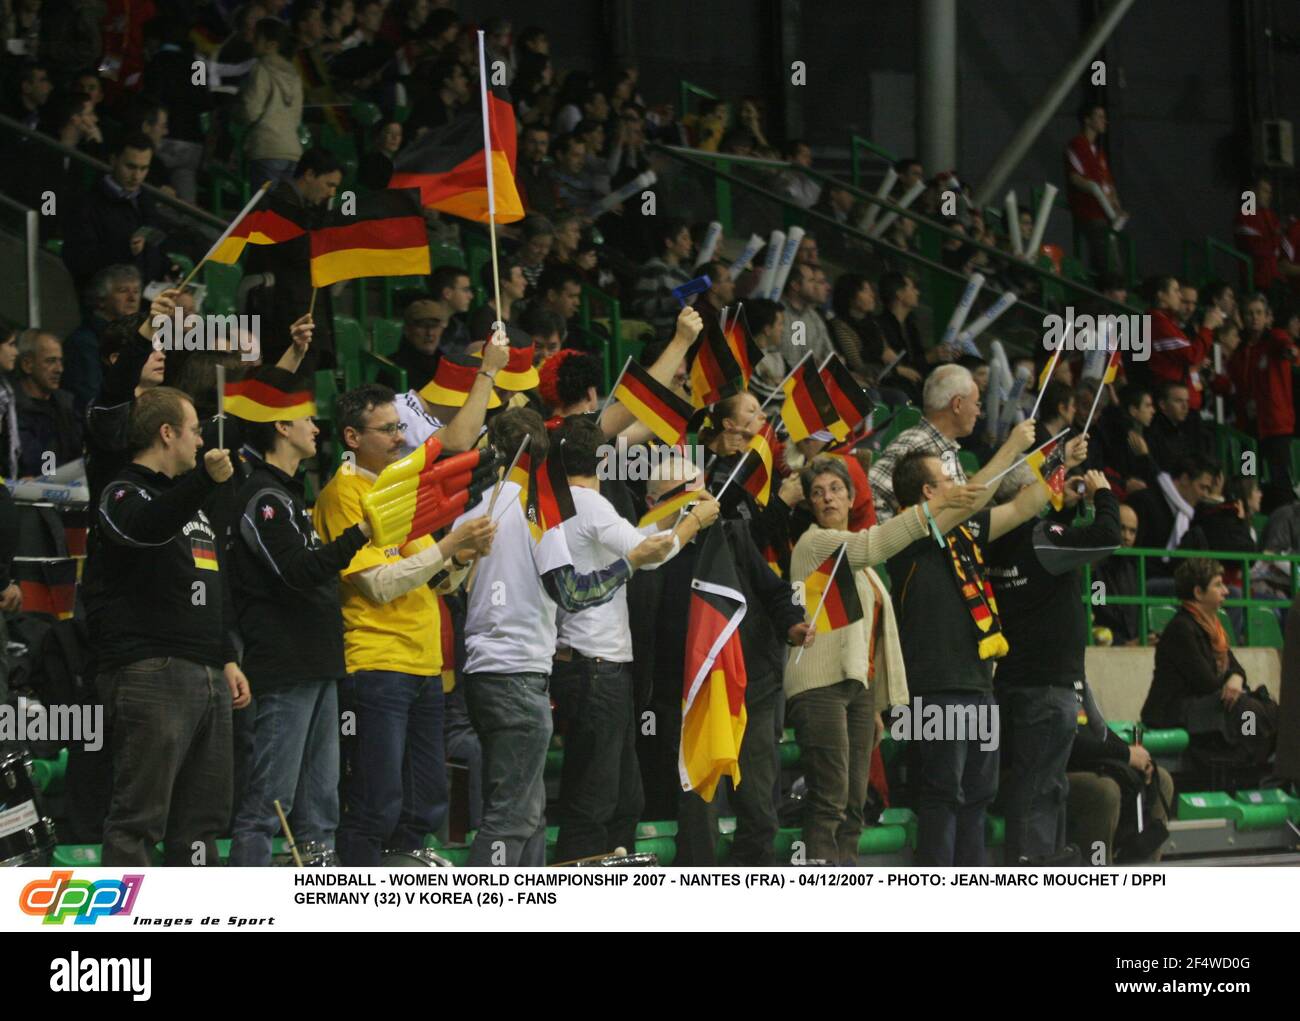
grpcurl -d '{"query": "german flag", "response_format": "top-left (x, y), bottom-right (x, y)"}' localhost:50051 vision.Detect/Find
top-left (388, 72), bottom-right (524, 223)
top-left (363, 438), bottom-right (492, 547)
top-left (224, 367), bottom-right (317, 422)
top-left (638, 480), bottom-right (699, 529)
top-left (191, 538), bottom-right (219, 572)
top-left (1101, 346), bottom-right (1122, 385)
top-left (209, 205), bottom-right (307, 264)
top-left (62, 506), bottom-right (88, 558)
top-left (803, 545), bottom-right (864, 633)
top-left (520, 441), bottom-right (576, 541)
top-left (309, 190), bottom-right (431, 288)
top-left (680, 527), bottom-right (749, 802)
top-left (722, 421), bottom-right (776, 506)
top-left (821, 356), bottom-right (874, 432)
top-left (612, 360), bottom-right (695, 445)
top-left (13, 557), bottom-right (77, 619)
top-left (1026, 435), bottom-right (1068, 511)
top-left (781, 357), bottom-right (848, 443)
top-left (722, 306), bottom-right (763, 386)
top-left (688, 326), bottom-right (744, 409)
top-left (438, 595), bottom-right (457, 694)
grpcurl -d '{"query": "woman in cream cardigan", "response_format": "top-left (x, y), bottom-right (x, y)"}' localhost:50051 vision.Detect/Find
top-left (784, 456), bottom-right (983, 865)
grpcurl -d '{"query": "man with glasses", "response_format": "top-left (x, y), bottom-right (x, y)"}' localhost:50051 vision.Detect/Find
top-left (313, 383), bottom-right (497, 865)
top-left (391, 293), bottom-right (447, 392)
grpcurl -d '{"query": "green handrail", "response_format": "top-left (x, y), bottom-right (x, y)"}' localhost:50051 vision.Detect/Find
top-left (1205, 236), bottom-right (1254, 294)
top-left (849, 134), bottom-right (898, 189)
top-left (679, 81), bottom-right (719, 119)
top-left (1081, 545), bottom-right (1299, 647)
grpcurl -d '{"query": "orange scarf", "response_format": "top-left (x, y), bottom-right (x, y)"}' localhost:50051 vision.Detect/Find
top-left (1182, 600), bottom-right (1229, 677)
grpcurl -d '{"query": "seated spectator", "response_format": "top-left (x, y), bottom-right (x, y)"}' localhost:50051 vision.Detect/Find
top-left (238, 17), bottom-right (304, 191)
top-left (358, 118), bottom-right (402, 190)
top-left (469, 258), bottom-right (527, 343)
top-left (537, 349), bottom-right (601, 424)
top-left (607, 102), bottom-right (650, 183)
top-left (15, 329), bottom-right (82, 477)
top-left (1126, 453), bottom-right (1217, 577)
top-left (743, 298), bottom-right (787, 406)
top-left (631, 218), bottom-right (693, 339)
top-left (1066, 681), bottom-right (1174, 864)
top-left (869, 364), bottom-right (983, 522)
top-left (1146, 381), bottom-right (1207, 473)
top-left (63, 264), bottom-right (142, 414)
top-left (120, 96), bottom-right (174, 193)
top-left (331, 0), bottom-right (394, 100)
top-left (573, 119), bottom-right (611, 193)
top-left (555, 83), bottom-right (608, 136)
top-left (551, 132), bottom-right (607, 216)
top-left (1033, 379), bottom-right (1076, 448)
top-left (429, 264), bottom-right (474, 355)
top-left (829, 274), bottom-right (884, 382)
top-left (141, 15), bottom-right (212, 204)
top-left (3, 60), bottom-right (51, 132)
top-left (547, 212), bottom-right (585, 270)
top-left (1182, 475), bottom-right (1261, 562)
top-left (0, 324), bottom-right (18, 478)
top-left (516, 125), bottom-right (555, 213)
top-left (512, 50), bottom-right (556, 131)
top-left (23, 89), bottom-right (101, 234)
top-left (533, 264), bottom-right (584, 338)
top-left (405, 57), bottom-right (468, 136)
top-left (62, 132), bottom-right (167, 292)
top-left (874, 271), bottom-right (932, 403)
top-left (781, 139), bottom-right (821, 209)
top-left (524, 306), bottom-right (566, 365)
top-left (1092, 501), bottom-right (1144, 645)
top-left (1096, 383), bottom-right (1157, 494)
top-left (1141, 558), bottom-right (1278, 766)
top-left (389, 292), bottom-right (445, 391)
top-left (778, 262), bottom-right (833, 367)
top-left (515, 215), bottom-right (554, 288)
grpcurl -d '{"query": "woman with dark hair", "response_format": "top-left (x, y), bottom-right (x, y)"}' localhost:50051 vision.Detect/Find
top-left (1142, 558), bottom-right (1277, 764)
top-left (358, 118), bottom-right (402, 190)
top-left (512, 50), bottom-right (555, 127)
top-left (0, 324), bottom-right (20, 479)
top-left (830, 273), bottom-right (885, 383)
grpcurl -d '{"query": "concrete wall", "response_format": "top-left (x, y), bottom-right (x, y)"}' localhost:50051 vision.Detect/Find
top-left (1083, 645), bottom-right (1280, 723)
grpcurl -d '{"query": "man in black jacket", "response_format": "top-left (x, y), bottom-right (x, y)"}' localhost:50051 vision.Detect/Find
top-left (1126, 452), bottom-right (1217, 579)
top-left (985, 469), bottom-right (1121, 863)
top-left (631, 480), bottom-right (811, 866)
top-left (1096, 383), bottom-right (1157, 493)
top-left (14, 330), bottom-right (82, 477)
top-left (62, 133), bottom-right (168, 293)
top-left (244, 148), bottom-right (343, 376)
top-left (88, 386), bottom-right (246, 866)
top-left (227, 374), bottom-right (372, 866)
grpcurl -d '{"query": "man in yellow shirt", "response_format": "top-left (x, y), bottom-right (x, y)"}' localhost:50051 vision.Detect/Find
top-left (314, 382), bottom-right (494, 865)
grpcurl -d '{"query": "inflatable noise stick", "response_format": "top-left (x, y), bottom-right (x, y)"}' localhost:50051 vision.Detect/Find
top-left (672, 275), bottom-right (712, 307)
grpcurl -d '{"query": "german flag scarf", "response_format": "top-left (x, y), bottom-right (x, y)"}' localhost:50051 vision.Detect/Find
top-left (945, 524), bottom-right (1009, 660)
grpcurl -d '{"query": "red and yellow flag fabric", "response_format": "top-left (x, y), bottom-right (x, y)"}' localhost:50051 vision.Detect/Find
top-left (638, 480), bottom-right (699, 529)
top-left (309, 189), bottom-right (431, 287)
top-left (362, 437), bottom-right (490, 546)
top-left (388, 74), bottom-right (524, 223)
top-left (680, 526), bottom-right (749, 802)
top-left (613, 360), bottom-right (695, 445)
top-left (688, 326), bottom-right (744, 409)
top-left (223, 367), bottom-right (317, 422)
top-left (1026, 435), bottom-right (1068, 511)
top-left (781, 357), bottom-right (847, 443)
top-left (803, 545), bottom-right (864, 633)
top-left (519, 442), bottom-right (576, 541)
top-left (1101, 347), bottom-right (1122, 385)
top-left (820, 356), bottom-right (874, 432)
top-left (728, 421), bottom-right (776, 506)
top-left (722, 306), bottom-right (763, 385)
top-left (209, 206), bottom-right (307, 264)
top-left (14, 558), bottom-right (78, 619)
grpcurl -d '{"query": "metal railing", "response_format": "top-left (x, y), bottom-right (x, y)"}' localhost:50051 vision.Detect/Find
top-left (849, 134), bottom-right (898, 189)
top-left (1181, 236), bottom-right (1254, 294)
top-left (1081, 546), bottom-right (1299, 647)
top-left (679, 81), bottom-right (719, 120)
top-left (0, 193), bottom-right (40, 327)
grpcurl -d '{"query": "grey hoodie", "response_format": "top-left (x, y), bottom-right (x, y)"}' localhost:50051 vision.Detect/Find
top-left (238, 52), bottom-right (304, 162)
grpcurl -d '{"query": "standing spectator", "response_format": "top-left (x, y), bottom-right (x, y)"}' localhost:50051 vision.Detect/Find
top-left (1146, 274), bottom-right (1221, 418)
top-left (238, 17), bottom-right (304, 191)
top-left (1145, 381), bottom-right (1204, 473)
top-left (312, 383), bottom-right (494, 865)
top-left (1092, 502), bottom-right (1144, 646)
top-left (62, 133), bottom-right (167, 292)
top-left (141, 15), bottom-right (212, 203)
top-left (631, 218), bottom-right (693, 339)
top-left (227, 385), bottom-right (374, 866)
top-left (778, 262), bottom-right (833, 367)
top-left (782, 139), bottom-right (821, 209)
top-left (91, 387), bottom-right (243, 865)
top-left (405, 58), bottom-right (468, 136)
top-left (0, 325), bottom-right (19, 479)
top-left (1239, 295), bottom-right (1299, 507)
top-left (63, 264), bottom-right (141, 414)
top-left (14, 330), bottom-right (82, 477)
top-left (1234, 175), bottom-right (1283, 295)
top-left (216, 3), bottom-right (267, 92)
top-left (1064, 102), bottom-right (1125, 274)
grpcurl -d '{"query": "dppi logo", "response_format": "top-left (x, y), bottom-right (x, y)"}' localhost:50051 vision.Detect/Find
top-left (19, 871), bottom-right (144, 925)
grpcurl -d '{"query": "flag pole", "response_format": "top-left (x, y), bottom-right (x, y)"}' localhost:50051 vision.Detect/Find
top-left (1081, 371), bottom-right (1108, 436)
top-left (215, 363), bottom-right (226, 451)
top-left (466, 432), bottom-right (530, 593)
top-left (180, 180), bottom-right (273, 290)
top-left (476, 30), bottom-right (505, 342)
top-left (795, 543), bottom-right (846, 664)
top-left (1026, 342), bottom-right (1064, 420)
top-left (598, 356), bottom-right (633, 419)
top-left (981, 428), bottom-right (1069, 489)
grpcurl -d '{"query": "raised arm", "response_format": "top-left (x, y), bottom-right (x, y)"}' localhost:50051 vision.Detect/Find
top-left (598, 305), bottom-right (701, 438)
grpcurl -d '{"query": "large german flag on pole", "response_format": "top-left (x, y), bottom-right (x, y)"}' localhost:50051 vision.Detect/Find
top-left (781, 353), bottom-right (848, 443)
top-left (680, 526), bottom-right (749, 802)
top-left (820, 355), bottom-right (875, 432)
top-left (610, 357), bottom-right (695, 445)
top-left (388, 64), bottom-right (524, 223)
top-left (309, 189), bottom-right (431, 287)
top-left (803, 544), bottom-right (864, 633)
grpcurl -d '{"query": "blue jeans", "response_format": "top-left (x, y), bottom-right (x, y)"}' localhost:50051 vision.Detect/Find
top-left (911, 692), bottom-right (1000, 866)
top-left (997, 686), bottom-right (1077, 863)
top-left (336, 671), bottom-right (447, 866)
top-left (249, 158), bottom-right (297, 191)
top-left (229, 681), bottom-right (340, 866)
top-left (463, 672), bottom-right (552, 866)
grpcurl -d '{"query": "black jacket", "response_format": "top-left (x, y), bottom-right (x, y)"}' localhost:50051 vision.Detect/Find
top-left (62, 174), bottom-right (167, 290)
top-left (986, 491), bottom-right (1122, 688)
top-left (15, 386), bottom-right (83, 477)
top-left (230, 453), bottom-right (367, 690)
top-left (1126, 485), bottom-right (1179, 575)
top-left (1096, 404), bottom-right (1157, 489)
top-left (628, 519), bottom-right (802, 708)
top-left (707, 450), bottom-right (794, 577)
top-left (1141, 609), bottom-right (1247, 730)
top-left (1092, 555), bottom-right (1140, 644)
top-left (85, 460), bottom-right (235, 671)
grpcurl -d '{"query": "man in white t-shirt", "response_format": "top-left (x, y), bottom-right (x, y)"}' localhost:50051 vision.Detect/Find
top-left (453, 409), bottom-right (675, 865)
top-left (550, 416), bottom-right (720, 861)
top-left (394, 343), bottom-right (508, 455)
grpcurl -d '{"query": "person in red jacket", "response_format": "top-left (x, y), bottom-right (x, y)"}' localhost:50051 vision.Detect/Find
top-left (1064, 103), bottom-right (1126, 274)
top-left (1234, 175), bottom-right (1283, 294)
top-left (1146, 274), bottom-right (1223, 415)
top-left (1239, 293), bottom-right (1300, 507)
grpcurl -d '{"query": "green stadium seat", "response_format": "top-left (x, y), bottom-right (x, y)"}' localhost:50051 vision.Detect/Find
top-left (858, 822), bottom-right (908, 855)
top-left (1140, 728), bottom-right (1189, 756)
top-left (880, 407), bottom-right (922, 447)
top-left (878, 806), bottom-right (918, 847)
top-left (778, 729), bottom-right (801, 768)
top-left (636, 820), bottom-right (678, 839)
top-left (773, 826), bottom-right (802, 862)
top-left (430, 241), bottom-right (466, 270)
top-left (985, 813), bottom-right (1005, 847)
top-left (1146, 604), bottom-right (1177, 634)
top-left (204, 261), bottom-right (242, 316)
top-left (334, 315), bottom-right (364, 391)
top-left (545, 746), bottom-right (564, 777)
top-left (43, 238), bottom-right (63, 257)
top-left (167, 251), bottom-right (195, 279)
top-left (350, 100), bottom-right (382, 129)
top-left (371, 317), bottom-right (403, 357)
top-left (1234, 788), bottom-right (1300, 823)
top-left (635, 836), bottom-right (675, 864)
top-left (53, 845), bottom-right (107, 867)
top-left (958, 449), bottom-right (981, 475)
top-left (360, 350), bottom-right (407, 392)
top-left (1178, 791), bottom-right (1243, 822)
top-left (1245, 607), bottom-right (1284, 648)
top-left (1216, 609), bottom-right (1237, 644)
top-left (32, 748), bottom-right (67, 794)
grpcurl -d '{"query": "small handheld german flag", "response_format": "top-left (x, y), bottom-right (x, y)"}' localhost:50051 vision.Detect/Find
top-left (722, 305), bottom-right (763, 386)
top-left (223, 366), bottom-right (317, 422)
top-left (717, 420), bottom-right (776, 506)
top-left (519, 440), bottom-right (576, 541)
top-left (781, 356), bottom-right (848, 443)
top-left (688, 325), bottom-right (744, 409)
top-left (820, 356), bottom-right (874, 433)
top-left (611, 359), bottom-right (695, 445)
top-left (209, 204), bottom-right (307, 265)
top-left (803, 544), bottom-right (864, 633)
top-left (1026, 435), bottom-right (1068, 511)
top-left (309, 189), bottom-right (431, 288)
top-left (638, 479), bottom-right (700, 529)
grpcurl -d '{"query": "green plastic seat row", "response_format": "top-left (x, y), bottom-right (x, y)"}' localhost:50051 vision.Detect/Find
top-left (1106, 721), bottom-right (1190, 756)
top-left (1178, 790), bottom-right (1300, 830)
top-left (32, 749), bottom-right (68, 794)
